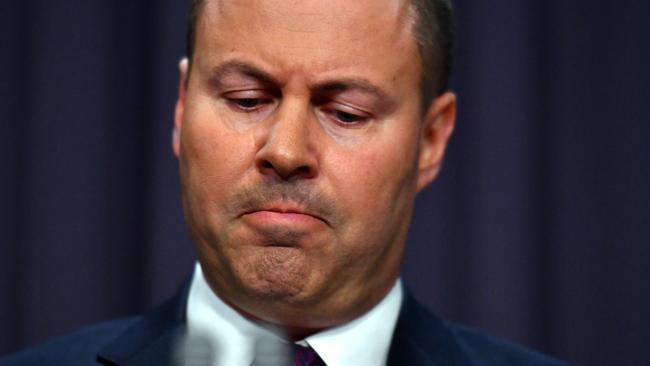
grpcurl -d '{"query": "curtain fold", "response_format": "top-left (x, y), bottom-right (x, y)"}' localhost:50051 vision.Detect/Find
top-left (1, 1), bottom-right (648, 364)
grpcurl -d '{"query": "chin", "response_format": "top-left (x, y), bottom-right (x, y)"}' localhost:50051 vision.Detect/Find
top-left (232, 246), bottom-right (313, 301)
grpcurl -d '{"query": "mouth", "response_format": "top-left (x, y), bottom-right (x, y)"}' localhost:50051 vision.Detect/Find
top-left (240, 204), bottom-right (329, 227)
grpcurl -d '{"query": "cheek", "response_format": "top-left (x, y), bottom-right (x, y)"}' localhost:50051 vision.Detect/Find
top-left (327, 134), bottom-right (419, 232)
top-left (180, 110), bottom-right (255, 220)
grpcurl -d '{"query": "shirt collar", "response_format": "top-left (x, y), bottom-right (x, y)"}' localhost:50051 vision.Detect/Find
top-left (186, 262), bottom-right (403, 366)
top-left (301, 279), bottom-right (403, 366)
top-left (186, 263), bottom-right (284, 365)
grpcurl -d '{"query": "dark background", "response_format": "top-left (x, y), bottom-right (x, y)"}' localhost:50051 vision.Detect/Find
top-left (1, 0), bottom-right (649, 364)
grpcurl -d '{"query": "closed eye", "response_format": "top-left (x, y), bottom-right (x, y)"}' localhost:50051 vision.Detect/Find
top-left (223, 91), bottom-right (274, 112)
top-left (321, 104), bottom-right (372, 126)
top-left (229, 98), bottom-right (269, 111)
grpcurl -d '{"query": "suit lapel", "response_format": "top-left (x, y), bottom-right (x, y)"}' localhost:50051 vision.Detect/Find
top-left (96, 282), bottom-right (473, 366)
top-left (387, 289), bottom-right (474, 366)
top-left (96, 282), bottom-right (190, 366)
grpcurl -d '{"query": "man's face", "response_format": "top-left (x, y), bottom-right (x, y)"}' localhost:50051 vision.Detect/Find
top-left (174, 0), bottom-right (455, 331)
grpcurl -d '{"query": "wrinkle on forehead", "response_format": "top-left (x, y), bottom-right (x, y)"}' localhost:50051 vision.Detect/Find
top-left (193, 0), bottom-right (422, 104)
top-left (203, 0), bottom-right (415, 45)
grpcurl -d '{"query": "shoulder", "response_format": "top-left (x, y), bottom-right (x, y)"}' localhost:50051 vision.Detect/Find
top-left (449, 323), bottom-right (567, 365)
top-left (1, 282), bottom-right (190, 366)
top-left (389, 290), bottom-right (569, 366)
top-left (0, 317), bottom-right (138, 366)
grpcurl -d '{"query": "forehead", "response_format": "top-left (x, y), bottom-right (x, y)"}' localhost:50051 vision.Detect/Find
top-left (193, 0), bottom-right (421, 90)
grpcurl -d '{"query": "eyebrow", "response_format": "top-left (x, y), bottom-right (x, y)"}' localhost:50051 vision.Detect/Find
top-left (311, 78), bottom-right (391, 102)
top-left (209, 60), bottom-right (279, 89)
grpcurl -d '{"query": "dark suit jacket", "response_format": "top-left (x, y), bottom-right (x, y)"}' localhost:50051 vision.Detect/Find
top-left (0, 283), bottom-right (567, 365)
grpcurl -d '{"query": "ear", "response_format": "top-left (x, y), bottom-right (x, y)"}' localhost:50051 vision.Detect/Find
top-left (416, 91), bottom-right (456, 192)
top-left (173, 58), bottom-right (189, 158)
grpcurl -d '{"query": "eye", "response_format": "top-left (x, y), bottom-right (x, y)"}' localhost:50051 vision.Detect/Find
top-left (322, 104), bottom-right (371, 126)
top-left (223, 91), bottom-right (274, 112)
top-left (333, 110), bottom-right (364, 124)
top-left (232, 98), bottom-right (264, 110)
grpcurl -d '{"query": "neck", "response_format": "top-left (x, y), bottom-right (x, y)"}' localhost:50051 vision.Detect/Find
top-left (228, 302), bottom-right (325, 341)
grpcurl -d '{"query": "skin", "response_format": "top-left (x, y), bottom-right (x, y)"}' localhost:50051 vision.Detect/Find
top-left (173, 0), bottom-right (456, 338)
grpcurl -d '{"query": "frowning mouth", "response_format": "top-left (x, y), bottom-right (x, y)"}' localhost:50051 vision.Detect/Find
top-left (239, 204), bottom-right (329, 227)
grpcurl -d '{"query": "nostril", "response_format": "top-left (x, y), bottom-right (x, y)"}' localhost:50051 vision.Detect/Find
top-left (257, 158), bottom-right (314, 180)
top-left (259, 159), bottom-right (281, 176)
top-left (295, 166), bottom-right (312, 177)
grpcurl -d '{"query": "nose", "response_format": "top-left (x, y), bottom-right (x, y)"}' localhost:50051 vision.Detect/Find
top-left (255, 102), bottom-right (318, 181)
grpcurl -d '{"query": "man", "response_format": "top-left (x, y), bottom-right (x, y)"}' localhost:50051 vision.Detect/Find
top-left (1, 0), bottom-right (566, 365)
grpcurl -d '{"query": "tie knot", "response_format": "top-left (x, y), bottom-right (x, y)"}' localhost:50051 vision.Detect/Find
top-left (292, 344), bottom-right (326, 366)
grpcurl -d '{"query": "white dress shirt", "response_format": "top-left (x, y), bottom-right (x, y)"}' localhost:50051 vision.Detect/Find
top-left (186, 262), bottom-right (403, 366)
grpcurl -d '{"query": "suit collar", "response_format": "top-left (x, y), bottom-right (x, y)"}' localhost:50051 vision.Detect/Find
top-left (96, 281), bottom-right (190, 365)
top-left (387, 288), bottom-right (474, 366)
top-left (96, 282), bottom-right (472, 366)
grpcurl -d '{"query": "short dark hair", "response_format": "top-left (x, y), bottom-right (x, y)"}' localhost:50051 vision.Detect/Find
top-left (410, 0), bottom-right (455, 104)
top-left (185, 0), bottom-right (454, 106)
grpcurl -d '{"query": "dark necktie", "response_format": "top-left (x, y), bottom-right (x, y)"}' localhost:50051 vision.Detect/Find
top-left (292, 344), bottom-right (326, 366)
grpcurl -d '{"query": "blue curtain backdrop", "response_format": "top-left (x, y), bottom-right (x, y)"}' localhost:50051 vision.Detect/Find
top-left (1, 1), bottom-right (649, 365)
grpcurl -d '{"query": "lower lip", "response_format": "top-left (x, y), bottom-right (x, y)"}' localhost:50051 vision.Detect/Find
top-left (242, 210), bottom-right (324, 228)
